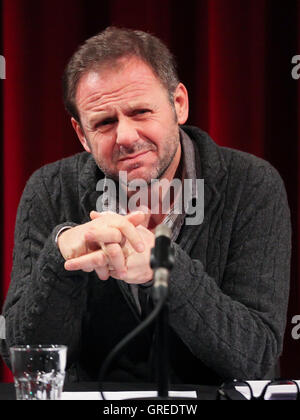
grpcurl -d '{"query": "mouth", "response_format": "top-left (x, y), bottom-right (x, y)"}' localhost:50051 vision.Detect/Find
top-left (118, 150), bottom-right (151, 162)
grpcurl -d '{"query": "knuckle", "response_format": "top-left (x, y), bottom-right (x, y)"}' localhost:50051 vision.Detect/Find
top-left (93, 252), bottom-right (106, 267)
top-left (107, 244), bottom-right (120, 258)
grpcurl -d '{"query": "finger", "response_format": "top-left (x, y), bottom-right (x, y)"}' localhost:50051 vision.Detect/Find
top-left (90, 211), bottom-right (145, 253)
top-left (95, 266), bottom-right (110, 281)
top-left (119, 234), bottom-right (126, 248)
top-left (91, 210), bottom-right (146, 228)
top-left (90, 210), bottom-right (102, 219)
top-left (108, 270), bottom-right (136, 284)
top-left (84, 234), bottom-right (101, 252)
top-left (101, 242), bottom-right (127, 274)
top-left (125, 211), bottom-right (147, 227)
top-left (64, 249), bottom-right (108, 272)
top-left (90, 210), bottom-right (116, 220)
top-left (108, 270), bottom-right (123, 280)
top-left (85, 226), bottom-right (123, 245)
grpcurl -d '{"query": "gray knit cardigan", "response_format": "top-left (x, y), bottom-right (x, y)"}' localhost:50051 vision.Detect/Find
top-left (0, 126), bottom-right (291, 384)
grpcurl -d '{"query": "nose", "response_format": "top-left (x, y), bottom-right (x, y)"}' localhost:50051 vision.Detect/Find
top-left (115, 117), bottom-right (139, 148)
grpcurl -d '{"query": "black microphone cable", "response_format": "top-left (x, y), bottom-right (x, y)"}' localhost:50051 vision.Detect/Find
top-left (98, 290), bottom-right (167, 401)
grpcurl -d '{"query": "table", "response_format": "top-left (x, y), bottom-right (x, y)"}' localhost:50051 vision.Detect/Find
top-left (0, 381), bottom-right (221, 400)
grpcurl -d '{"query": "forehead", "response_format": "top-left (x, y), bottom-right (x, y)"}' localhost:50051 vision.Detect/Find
top-left (75, 57), bottom-right (168, 112)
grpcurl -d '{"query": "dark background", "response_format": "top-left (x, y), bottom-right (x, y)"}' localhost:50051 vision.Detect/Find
top-left (0, 0), bottom-right (299, 382)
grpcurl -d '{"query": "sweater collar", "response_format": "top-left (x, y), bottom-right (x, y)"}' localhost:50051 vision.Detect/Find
top-left (78, 154), bottom-right (102, 221)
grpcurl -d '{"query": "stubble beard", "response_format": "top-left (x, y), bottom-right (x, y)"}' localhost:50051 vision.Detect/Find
top-left (92, 128), bottom-right (180, 186)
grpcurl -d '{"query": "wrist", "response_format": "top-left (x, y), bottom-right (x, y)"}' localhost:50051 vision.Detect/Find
top-left (53, 223), bottom-right (78, 261)
top-left (55, 226), bottom-right (73, 244)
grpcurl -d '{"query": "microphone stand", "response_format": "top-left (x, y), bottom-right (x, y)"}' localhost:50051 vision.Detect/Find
top-left (150, 224), bottom-right (174, 400)
top-left (152, 267), bottom-right (171, 399)
top-left (149, 225), bottom-right (196, 400)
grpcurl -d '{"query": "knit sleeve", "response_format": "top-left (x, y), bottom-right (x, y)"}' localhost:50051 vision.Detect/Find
top-left (0, 167), bottom-right (88, 368)
top-left (168, 161), bottom-right (291, 380)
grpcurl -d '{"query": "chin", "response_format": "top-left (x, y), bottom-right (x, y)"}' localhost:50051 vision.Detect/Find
top-left (125, 168), bottom-right (153, 185)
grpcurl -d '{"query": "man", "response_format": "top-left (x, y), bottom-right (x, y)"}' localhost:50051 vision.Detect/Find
top-left (0, 27), bottom-right (291, 384)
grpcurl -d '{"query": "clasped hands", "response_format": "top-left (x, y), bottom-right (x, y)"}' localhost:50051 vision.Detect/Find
top-left (57, 211), bottom-right (154, 284)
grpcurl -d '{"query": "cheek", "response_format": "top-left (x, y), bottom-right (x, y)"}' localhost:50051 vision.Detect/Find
top-left (145, 109), bottom-right (177, 137)
top-left (139, 121), bottom-right (168, 150)
top-left (91, 134), bottom-right (115, 161)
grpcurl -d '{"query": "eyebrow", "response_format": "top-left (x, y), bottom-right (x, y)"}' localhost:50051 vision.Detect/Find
top-left (88, 103), bottom-right (153, 126)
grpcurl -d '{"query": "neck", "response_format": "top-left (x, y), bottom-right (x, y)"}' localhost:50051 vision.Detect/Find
top-left (145, 143), bottom-right (182, 230)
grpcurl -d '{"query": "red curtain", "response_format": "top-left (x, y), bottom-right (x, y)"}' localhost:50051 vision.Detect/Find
top-left (1, 0), bottom-right (299, 382)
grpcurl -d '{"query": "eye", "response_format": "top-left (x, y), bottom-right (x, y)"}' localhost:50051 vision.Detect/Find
top-left (94, 117), bottom-right (117, 131)
top-left (100, 117), bottom-right (117, 126)
top-left (132, 109), bottom-right (151, 116)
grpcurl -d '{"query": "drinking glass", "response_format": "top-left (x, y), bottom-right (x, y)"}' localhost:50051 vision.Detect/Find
top-left (10, 345), bottom-right (67, 400)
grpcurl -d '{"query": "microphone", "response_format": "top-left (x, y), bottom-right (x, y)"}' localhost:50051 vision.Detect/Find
top-left (150, 224), bottom-right (174, 301)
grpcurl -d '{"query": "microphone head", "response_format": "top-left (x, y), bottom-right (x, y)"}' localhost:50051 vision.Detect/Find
top-left (155, 224), bottom-right (171, 239)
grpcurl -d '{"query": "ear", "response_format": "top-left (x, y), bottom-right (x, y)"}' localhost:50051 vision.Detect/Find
top-left (173, 83), bottom-right (189, 125)
top-left (71, 118), bottom-right (91, 153)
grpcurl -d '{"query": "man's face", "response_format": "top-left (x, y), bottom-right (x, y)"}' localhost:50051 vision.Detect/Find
top-left (72, 56), bottom-right (188, 184)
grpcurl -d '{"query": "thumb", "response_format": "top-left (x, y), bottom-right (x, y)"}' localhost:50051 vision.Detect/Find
top-left (90, 211), bottom-right (102, 220)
